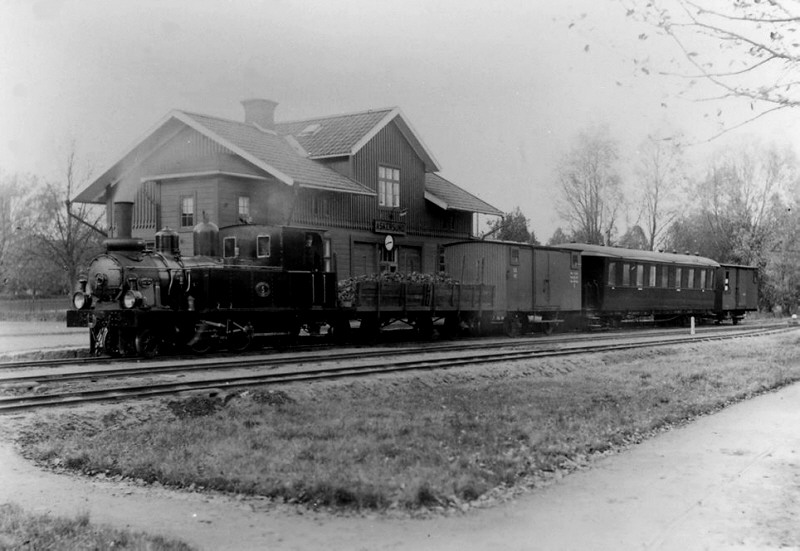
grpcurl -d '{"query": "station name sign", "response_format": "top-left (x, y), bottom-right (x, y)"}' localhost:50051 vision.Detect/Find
top-left (373, 219), bottom-right (406, 235)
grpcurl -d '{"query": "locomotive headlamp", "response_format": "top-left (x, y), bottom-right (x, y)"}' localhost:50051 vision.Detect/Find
top-left (72, 291), bottom-right (91, 310)
top-left (122, 290), bottom-right (143, 309)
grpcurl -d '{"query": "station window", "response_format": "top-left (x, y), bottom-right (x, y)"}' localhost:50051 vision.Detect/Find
top-left (223, 236), bottom-right (237, 258)
top-left (256, 235), bottom-right (271, 258)
top-left (380, 246), bottom-right (397, 272)
top-left (180, 196), bottom-right (194, 227)
top-left (238, 196), bottom-right (250, 220)
top-left (378, 166), bottom-right (400, 208)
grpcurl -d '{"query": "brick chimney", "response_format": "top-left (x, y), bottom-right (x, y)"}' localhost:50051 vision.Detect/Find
top-left (241, 99), bottom-right (278, 131)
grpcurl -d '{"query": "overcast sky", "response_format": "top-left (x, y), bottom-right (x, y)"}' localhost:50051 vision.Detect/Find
top-left (2, 0), bottom-right (800, 240)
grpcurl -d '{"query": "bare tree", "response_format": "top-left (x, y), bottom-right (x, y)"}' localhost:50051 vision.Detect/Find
top-left (556, 125), bottom-right (624, 245)
top-left (0, 172), bottom-right (31, 285)
top-left (692, 142), bottom-right (797, 264)
top-left (635, 134), bottom-right (683, 250)
top-left (27, 147), bottom-right (105, 293)
top-left (621, 0), bottom-right (800, 135)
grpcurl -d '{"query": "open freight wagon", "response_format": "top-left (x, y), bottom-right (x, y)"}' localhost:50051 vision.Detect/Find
top-left (345, 278), bottom-right (496, 338)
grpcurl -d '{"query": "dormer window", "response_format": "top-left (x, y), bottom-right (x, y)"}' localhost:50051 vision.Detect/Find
top-left (299, 123), bottom-right (322, 136)
top-left (378, 166), bottom-right (400, 208)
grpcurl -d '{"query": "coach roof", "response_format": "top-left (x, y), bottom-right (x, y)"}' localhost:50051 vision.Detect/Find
top-left (556, 243), bottom-right (720, 267)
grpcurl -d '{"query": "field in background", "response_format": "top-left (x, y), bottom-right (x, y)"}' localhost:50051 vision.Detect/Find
top-left (0, 297), bottom-right (69, 321)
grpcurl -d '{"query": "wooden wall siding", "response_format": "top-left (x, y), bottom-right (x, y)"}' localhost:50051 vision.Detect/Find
top-left (159, 177), bottom-right (220, 255)
top-left (143, 127), bottom-right (261, 178)
top-left (351, 121), bottom-right (427, 231)
top-left (132, 180), bottom-right (160, 230)
top-left (217, 177), bottom-right (291, 228)
top-left (291, 121), bottom-right (474, 240)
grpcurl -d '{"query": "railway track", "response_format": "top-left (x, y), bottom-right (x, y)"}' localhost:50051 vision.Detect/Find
top-left (1, 324), bottom-right (795, 414)
top-left (0, 320), bottom-right (785, 373)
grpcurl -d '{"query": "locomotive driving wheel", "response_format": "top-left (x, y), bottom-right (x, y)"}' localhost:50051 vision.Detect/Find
top-left (227, 320), bottom-right (253, 352)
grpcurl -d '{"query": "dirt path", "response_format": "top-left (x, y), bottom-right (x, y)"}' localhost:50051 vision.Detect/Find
top-left (2, 383), bottom-right (799, 550)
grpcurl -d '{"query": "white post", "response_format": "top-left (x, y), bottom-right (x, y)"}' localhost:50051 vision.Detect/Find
top-left (690, 316), bottom-right (695, 335)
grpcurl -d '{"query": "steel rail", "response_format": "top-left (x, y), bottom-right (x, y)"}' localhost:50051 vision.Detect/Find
top-left (0, 324), bottom-right (784, 386)
top-left (0, 321), bottom-right (783, 376)
top-left (0, 325), bottom-right (794, 413)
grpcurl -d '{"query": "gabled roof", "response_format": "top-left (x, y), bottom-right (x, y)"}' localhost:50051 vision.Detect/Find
top-left (276, 107), bottom-right (440, 171)
top-left (424, 173), bottom-right (503, 216)
top-left (74, 110), bottom-right (375, 203)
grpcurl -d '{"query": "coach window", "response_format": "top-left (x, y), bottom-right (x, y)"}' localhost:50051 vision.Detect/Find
top-left (223, 236), bottom-right (237, 258)
top-left (675, 267), bottom-right (683, 289)
top-left (724, 270), bottom-right (730, 292)
top-left (635, 264), bottom-right (644, 287)
top-left (621, 263), bottom-right (631, 286)
top-left (699, 268), bottom-right (707, 290)
top-left (510, 248), bottom-right (520, 265)
top-left (648, 264), bottom-right (657, 287)
top-left (685, 268), bottom-right (694, 289)
top-left (323, 238), bottom-right (332, 272)
top-left (608, 262), bottom-right (617, 285)
top-left (571, 252), bottom-right (580, 270)
top-left (256, 235), bottom-right (271, 258)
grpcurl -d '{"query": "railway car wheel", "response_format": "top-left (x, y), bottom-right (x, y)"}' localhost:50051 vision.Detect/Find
top-left (503, 314), bottom-right (522, 337)
top-left (416, 316), bottom-right (434, 340)
top-left (329, 318), bottom-right (352, 343)
top-left (135, 329), bottom-right (162, 358)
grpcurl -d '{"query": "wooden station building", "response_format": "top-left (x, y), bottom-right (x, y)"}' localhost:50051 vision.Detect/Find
top-left (73, 99), bottom-right (502, 278)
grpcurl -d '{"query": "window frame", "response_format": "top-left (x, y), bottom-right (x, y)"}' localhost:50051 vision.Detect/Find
top-left (256, 234), bottom-right (271, 259)
top-left (378, 165), bottom-right (401, 208)
top-left (180, 195), bottom-right (194, 228)
top-left (238, 196), bottom-right (250, 220)
top-left (223, 236), bottom-right (238, 259)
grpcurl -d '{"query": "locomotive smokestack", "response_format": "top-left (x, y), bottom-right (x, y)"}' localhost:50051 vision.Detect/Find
top-left (241, 98), bottom-right (278, 131)
top-left (113, 202), bottom-right (134, 239)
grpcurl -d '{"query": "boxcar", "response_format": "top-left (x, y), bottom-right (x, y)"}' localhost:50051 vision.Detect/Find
top-left (443, 240), bottom-right (582, 335)
top-left (557, 243), bottom-right (719, 326)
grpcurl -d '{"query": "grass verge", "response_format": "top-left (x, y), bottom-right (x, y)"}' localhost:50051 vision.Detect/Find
top-left (15, 331), bottom-right (800, 514)
top-left (0, 503), bottom-right (193, 550)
